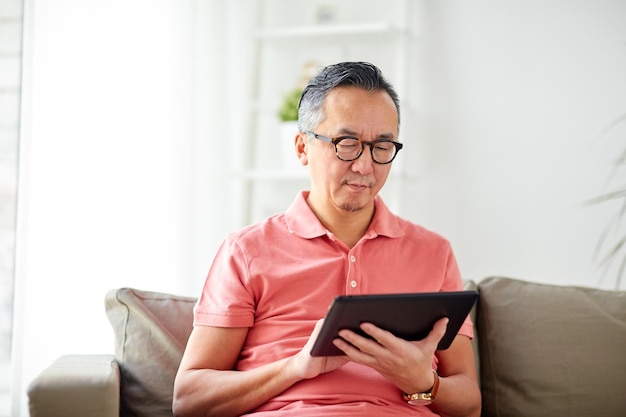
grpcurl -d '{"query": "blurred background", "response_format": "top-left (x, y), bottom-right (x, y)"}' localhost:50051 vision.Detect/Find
top-left (1, 0), bottom-right (625, 415)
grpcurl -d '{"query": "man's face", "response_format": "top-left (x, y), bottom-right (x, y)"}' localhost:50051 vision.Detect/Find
top-left (302, 86), bottom-right (399, 215)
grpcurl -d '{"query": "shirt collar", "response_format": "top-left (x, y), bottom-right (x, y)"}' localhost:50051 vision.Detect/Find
top-left (285, 191), bottom-right (405, 240)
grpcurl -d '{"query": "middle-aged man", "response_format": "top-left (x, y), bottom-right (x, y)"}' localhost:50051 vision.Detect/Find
top-left (173, 61), bottom-right (481, 417)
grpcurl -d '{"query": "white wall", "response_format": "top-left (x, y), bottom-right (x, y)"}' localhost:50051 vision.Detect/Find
top-left (408, 0), bottom-right (626, 289)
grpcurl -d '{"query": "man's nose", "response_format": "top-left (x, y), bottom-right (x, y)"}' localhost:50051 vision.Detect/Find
top-left (350, 144), bottom-right (374, 174)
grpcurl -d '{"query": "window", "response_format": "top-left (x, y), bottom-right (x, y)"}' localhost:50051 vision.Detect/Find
top-left (0, 0), bottom-right (23, 414)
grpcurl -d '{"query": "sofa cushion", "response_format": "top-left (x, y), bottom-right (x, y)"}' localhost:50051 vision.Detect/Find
top-left (477, 277), bottom-right (626, 417)
top-left (28, 354), bottom-right (120, 417)
top-left (105, 288), bottom-right (196, 417)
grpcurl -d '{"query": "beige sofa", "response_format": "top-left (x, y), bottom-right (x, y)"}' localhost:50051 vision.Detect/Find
top-left (28, 276), bottom-right (626, 417)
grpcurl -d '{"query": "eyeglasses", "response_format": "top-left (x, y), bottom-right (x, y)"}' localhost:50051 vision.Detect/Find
top-left (305, 131), bottom-right (403, 165)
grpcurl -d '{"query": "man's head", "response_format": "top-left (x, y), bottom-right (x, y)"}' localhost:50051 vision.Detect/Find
top-left (294, 62), bottom-right (401, 219)
top-left (297, 62), bottom-right (400, 133)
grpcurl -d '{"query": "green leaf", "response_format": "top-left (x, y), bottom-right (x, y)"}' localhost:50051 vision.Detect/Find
top-left (278, 88), bottom-right (302, 122)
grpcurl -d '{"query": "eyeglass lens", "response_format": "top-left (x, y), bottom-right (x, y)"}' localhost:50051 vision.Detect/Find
top-left (335, 138), bottom-right (398, 163)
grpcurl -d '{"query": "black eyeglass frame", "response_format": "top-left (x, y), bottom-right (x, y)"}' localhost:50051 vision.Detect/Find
top-left (305, 131), bottom-right (403, 165)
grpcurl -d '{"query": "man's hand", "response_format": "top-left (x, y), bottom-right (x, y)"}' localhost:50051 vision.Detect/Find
top-left (332, 317), bottom-right (449, 394)
top-left (289, 319), bottom-right (350, 380)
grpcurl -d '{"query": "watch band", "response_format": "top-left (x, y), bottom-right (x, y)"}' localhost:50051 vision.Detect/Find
top-left (403, 370), bottom-right (440, 405)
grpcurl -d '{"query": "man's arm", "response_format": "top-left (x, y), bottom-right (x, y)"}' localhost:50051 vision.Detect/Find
top-left (429, 335), bottom-right (481, 417)
top-left (334, 318), bottom-right (481, 417)
top-left (172, 321), bottom-right (349, 417)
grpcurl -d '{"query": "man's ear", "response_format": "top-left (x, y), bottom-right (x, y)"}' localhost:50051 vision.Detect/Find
top-left (295, 132), bottom-right (308, 165)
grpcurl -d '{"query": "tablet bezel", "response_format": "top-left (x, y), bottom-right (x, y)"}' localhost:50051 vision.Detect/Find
top-left (310, 290), bottom-right (478, 357)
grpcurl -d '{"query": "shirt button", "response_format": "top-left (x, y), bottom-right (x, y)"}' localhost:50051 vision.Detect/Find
top-left (350, 280), bottom-right (358, 288)
top-left (350, 255), bottom-right (356, 262)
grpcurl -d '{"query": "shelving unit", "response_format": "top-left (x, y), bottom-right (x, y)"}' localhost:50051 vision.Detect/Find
top-left (233, 0), bottom-right (416, 227)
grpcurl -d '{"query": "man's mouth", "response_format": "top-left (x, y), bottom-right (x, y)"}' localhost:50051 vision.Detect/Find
top-left (343, 181), bottom-right (371, 191)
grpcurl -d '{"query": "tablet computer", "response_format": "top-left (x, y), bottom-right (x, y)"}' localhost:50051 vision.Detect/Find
top-left (310, 290), bottom-right (478, 356)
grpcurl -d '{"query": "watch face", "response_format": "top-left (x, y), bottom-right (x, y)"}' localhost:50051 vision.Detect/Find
top-left (404, 392), bottom-right (433, 405)
top-left (408, 399), bottom-right (433, 406)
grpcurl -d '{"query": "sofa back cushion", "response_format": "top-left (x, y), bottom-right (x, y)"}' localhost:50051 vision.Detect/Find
top-left (476, 277), bottom-right (626, 417)
top-left (105, 288), bottom-right (196, 417)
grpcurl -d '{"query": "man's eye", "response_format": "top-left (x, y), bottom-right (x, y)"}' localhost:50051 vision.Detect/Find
top-left (337, 139), bottom-right (359, 149)
top-left (374, 142), bottom-right (394, 152)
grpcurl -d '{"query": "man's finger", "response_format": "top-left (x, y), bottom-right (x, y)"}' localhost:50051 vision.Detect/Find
top-left (425, 317), bottom-right (449, 346)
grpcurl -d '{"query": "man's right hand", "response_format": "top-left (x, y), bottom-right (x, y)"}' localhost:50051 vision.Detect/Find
top-left (290, 319), bottom-right (350, 380)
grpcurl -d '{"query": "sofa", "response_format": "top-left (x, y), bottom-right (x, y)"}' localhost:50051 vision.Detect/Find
top-left (27, 276), bottom-right (626, 417)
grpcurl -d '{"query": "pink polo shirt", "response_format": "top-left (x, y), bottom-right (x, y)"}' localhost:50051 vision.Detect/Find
top-left (194, 191), bottom-right (473, 416)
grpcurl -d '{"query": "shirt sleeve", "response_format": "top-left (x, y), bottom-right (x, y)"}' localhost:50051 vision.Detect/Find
top-left (193, 234), bottom-right (256, 328)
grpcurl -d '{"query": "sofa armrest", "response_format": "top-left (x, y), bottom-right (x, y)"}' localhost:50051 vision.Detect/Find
top-left (28, 354), bottom-right (120, 417)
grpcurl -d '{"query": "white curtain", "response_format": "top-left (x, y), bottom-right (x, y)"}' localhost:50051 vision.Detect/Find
top-left (12, 1), bottom-right (252, 415)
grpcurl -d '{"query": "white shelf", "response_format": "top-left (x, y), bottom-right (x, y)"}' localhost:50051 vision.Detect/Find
top-left (235, 170), bottom-right (309, 181)
top-left (256, 22), bottom-right (403, 40)
top-left (236, 169), bottom-right (411, 182)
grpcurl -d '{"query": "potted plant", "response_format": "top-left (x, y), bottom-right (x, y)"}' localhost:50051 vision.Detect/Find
top-left (278, 87), bottom-right (301, 123)
top-left (278, 87), bottom-right (303, 171)
top-left (588, 112), bottom-right (626, 289)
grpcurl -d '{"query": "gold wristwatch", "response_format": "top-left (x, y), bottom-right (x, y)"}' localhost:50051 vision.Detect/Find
top-left (403, 370), bottom-right (440, 405)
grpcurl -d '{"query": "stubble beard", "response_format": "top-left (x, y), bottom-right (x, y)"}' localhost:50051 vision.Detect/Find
top-left (339, 202), bottom-right (365, 212)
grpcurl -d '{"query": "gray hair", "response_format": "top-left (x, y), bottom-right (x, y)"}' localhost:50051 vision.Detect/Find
top-left (297, 62), bottom-right (400, 134)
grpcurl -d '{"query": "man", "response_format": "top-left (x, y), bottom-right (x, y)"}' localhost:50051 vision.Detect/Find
top-left (173, 62), bottom-right (481, 417)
